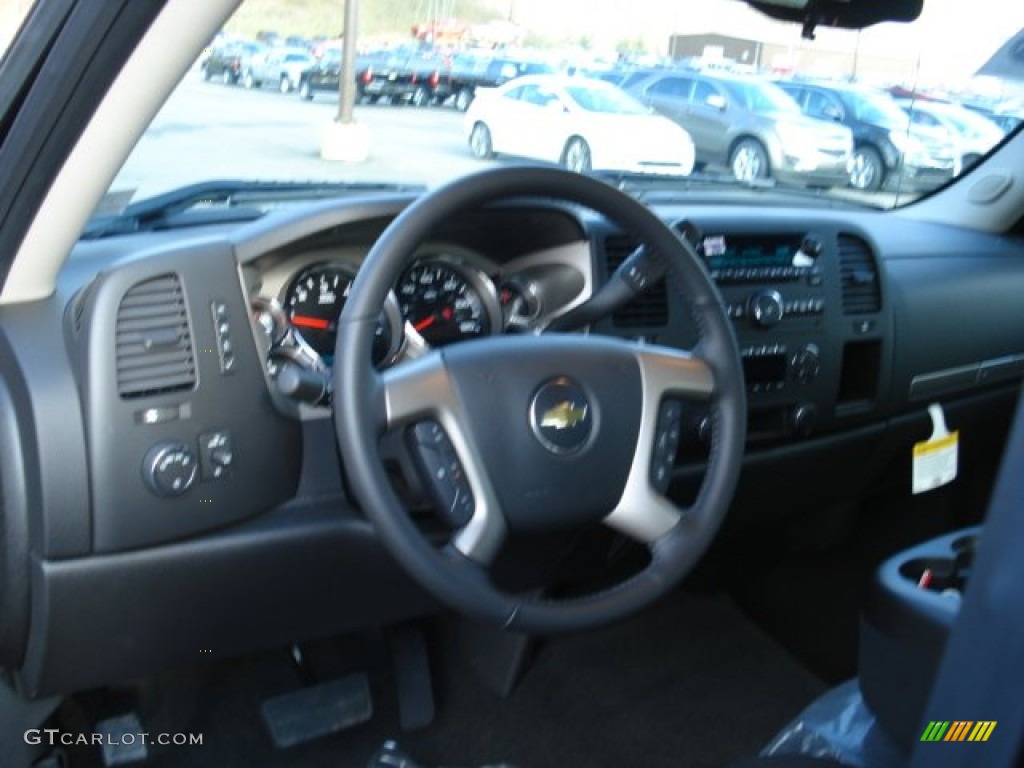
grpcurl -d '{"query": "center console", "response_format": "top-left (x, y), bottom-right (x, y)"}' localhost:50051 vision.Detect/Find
top-left (600, 218), bottom-right (890, 447)
top-left (687, 222), bottom-right (887, 444)
top-left (701, 229), bottom-right (833, 440)
top-left (859, 527), bottom-right (980, 749)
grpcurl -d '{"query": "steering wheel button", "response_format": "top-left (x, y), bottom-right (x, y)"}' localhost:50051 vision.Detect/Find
top-left (407, 423), bottom-right (474, 528)
top-left (412, 421), bottom-right (446, 447)
top-left (659, 400), bottom-right (682, 425)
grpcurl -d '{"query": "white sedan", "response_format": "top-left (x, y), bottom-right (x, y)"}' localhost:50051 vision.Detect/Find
top-left (465, 75), bottom-right (696, 176)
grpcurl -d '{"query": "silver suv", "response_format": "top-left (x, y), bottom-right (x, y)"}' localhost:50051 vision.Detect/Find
top-left (627, 70), bottom-right (853, 187)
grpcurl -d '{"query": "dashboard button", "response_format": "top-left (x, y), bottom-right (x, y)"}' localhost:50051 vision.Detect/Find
top-left (199, 429), bottom-right (234, 480)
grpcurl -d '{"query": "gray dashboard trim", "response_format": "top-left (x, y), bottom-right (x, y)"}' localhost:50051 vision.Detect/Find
top-left (230, 195), bottom-right (415, 264)
top-left (910, 355), bottom-right (1024, 401)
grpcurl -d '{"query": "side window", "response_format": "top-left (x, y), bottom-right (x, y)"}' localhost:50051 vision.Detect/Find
top-left (647, 77), bottom-right (693, 100)
top-left (779, 87), bottom-right (805, 109)
top-left (692, 80), bottom-right (721, 107)
top-left (503, 85), bottom-right (527, 102)
top-left (909, 110), bottom-right (941, 128)
top-left (806, 91), bottom-right (842, 120)
top-left (518, 85), bottom-right (559, 108)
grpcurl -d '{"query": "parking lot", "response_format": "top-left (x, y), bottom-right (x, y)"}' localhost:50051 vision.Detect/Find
top-left (112, 72), bottom-right (483, 201)
top-left (111, 71), bottom-right (898, 207)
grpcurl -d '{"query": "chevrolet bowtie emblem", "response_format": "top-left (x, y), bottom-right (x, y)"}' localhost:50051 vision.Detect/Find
top-left (540, 400), bottom-right (588, 430)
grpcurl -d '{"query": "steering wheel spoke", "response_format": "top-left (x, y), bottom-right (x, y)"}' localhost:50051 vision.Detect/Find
top-left (379, 354), bottom-right (507, 565)
top-left (603, 346), bottom-right (714, 542)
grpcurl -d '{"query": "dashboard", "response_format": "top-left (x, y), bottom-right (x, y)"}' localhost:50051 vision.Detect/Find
top-left (4, 191), bottom-right (1024, 696)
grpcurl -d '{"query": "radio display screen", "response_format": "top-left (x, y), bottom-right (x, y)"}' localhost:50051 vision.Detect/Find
top-left (702, 234), bottom-right (802, 271)
top-left (742, 354), bottom-right (787, 386)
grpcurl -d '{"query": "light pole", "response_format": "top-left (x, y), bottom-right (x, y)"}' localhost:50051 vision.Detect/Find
top-left (337, 0), bottom-right (358, 124)
top-left (321, 0), bottom-right (369, 162)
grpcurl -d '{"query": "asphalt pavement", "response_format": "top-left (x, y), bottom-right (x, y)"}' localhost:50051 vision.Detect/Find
top-left (111, 72), bottom-right (487, 202)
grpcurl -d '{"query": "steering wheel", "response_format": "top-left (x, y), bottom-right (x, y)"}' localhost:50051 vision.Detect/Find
top-left (335, 166), bottom-right (746, 634)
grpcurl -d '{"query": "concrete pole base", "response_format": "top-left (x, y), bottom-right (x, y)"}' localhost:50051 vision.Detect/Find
top-left (320, 121), bottom-right (369, 163)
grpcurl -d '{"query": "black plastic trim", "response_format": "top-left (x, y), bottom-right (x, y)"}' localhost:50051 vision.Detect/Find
top-left (0, 363), bottom-right (32, 668)
top-left (67, 238), bottom-right (302, 553)
top-left (17, 503), bottom-right (437, 697)
top-left (0, 0), bottom-right (167, 289)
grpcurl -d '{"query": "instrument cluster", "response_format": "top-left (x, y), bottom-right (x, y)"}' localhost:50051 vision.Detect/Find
top-left (249, 243), bottom-right (589, 381)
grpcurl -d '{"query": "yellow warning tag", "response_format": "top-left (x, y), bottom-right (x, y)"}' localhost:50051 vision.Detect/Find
top-left (912, 404), bottom-right (958, 494)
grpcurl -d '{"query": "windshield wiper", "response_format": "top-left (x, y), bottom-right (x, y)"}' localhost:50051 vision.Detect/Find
top-left (82, 179), bottom-right (425, 239)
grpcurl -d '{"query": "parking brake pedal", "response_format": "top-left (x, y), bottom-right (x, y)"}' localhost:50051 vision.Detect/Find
top-left (260, 673), bottom-right (372, 749)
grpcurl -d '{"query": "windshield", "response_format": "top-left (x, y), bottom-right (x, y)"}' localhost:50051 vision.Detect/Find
top-left (94, 0), bottom-right (1024, 213)
top-left (565, 84), bottom-right (649, 114)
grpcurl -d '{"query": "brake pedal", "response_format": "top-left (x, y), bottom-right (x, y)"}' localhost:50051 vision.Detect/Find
top-left (389, 624), bottom-right (435, 731)
top-left (260, 673), bottom-right (372, 749)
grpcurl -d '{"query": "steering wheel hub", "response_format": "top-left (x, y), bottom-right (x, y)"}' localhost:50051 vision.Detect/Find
top-left (529, 376), bottom-right (592, 455)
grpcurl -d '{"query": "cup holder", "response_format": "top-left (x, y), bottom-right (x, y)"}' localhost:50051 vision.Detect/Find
top-left (898, 543), bottom-right (973, 597)
top-left (861, 527), bottom-right (982, 750)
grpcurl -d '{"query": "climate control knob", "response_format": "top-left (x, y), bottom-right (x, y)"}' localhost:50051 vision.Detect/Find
top-left (792, 403), bottom-right (818, 437)
top-left (747, 290), bottom-right (785, 328)
top-left (790, 344), bottom-right (821, 384)
top-left (142, 441), bottom-right (198, 497)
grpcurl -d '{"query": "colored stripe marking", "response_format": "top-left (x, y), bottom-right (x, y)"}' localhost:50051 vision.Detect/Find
top-left (945, 721), bottom-right (972, 741)
top-left (921, 721), bottom-right (950, 741)
top-left (970, 721), bottom-right (997, 742)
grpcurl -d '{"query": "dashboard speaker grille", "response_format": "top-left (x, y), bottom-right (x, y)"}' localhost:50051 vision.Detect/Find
top-left (116, 274), bottom-right (196, 399)
top-left (838, 234), bottom-right (881, 315)
top-left (603, 235), bottom-right (668, 327)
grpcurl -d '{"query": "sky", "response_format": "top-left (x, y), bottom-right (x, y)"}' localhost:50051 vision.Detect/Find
top-left (504, 0), bottom-right (1024, 88)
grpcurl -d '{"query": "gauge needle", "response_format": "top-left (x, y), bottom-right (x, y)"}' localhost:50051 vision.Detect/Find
top-left (291, 315), bottom-right (330, 330)
top-left (414, 315), bottom-right (436, 332)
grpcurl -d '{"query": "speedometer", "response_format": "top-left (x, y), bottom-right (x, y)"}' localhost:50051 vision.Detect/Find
top-left (397, 261), bottom-right (493, 347)
top-left (283, 263), bottom-right (397, 365)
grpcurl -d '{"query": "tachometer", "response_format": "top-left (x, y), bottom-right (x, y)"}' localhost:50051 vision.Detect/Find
top-left (397, 260), bottom-right (494, 347)
top-left (283, 263), bottom-right (398, 365)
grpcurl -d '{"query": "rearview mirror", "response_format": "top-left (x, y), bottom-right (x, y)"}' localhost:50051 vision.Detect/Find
top-left (745, 0), bottom-right (922, 36)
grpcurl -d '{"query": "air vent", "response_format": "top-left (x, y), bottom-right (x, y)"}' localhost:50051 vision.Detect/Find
top-left (604, 235), bottom-right (668, 327)
top-left (838, 234), bottom-right (881, 315)
top-left (116, 274), bottom-right (196, 399)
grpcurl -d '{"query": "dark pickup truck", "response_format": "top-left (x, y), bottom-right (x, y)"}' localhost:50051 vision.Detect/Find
top-left (299, 48), bottom-right (451, 106)
top-left (298, 50), bottom-right (556, 109)
top-left (444, 54), bottom-right (556, 110)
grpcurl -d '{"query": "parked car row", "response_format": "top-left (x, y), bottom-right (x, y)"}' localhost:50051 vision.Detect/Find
top-left (201, 38), bottom-right (556, 112)
top-left (776, 80), bottom-right (961, 192)
top-left (624, 70), bottom-right (855, 188)
top-left (200, 39), bottom-right (1013, 193)
top-left (464, 75), bottom-right (696, 177)
top-left (604, 63), bottom-right (1010, 192)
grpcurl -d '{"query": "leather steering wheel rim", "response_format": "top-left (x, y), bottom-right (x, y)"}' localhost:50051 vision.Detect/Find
top-left (335, 166), bottom-right (746, 633)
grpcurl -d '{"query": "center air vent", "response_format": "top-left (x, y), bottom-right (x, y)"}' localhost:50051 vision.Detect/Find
top-left (838, 234), bottom-right (881, 315)
top-left (604, 235), bottom-right (668, 327)
top-left (116, 274), bottom-right (196, 399)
